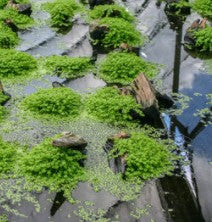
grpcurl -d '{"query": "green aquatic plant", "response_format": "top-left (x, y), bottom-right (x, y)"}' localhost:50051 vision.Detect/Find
top-left (0, 49), bottom-right (37, 79)
top-left (0, 22), bottom-right (19, 48)
top-left (0, 138), bottom-right (17, 176)
top-left (0, 8), bottom-right (33, 29)
top-left (192, 0), bottom-right (212, 20)
top-left (193, 27), bottom-right (212, 52)
top-left (20, 87), bottom-right (82, 119)
top-left (110, 132), bottom-right (177, 180)
top-left (86, 87), bottom-right (143, 126)
top-left (19, 136), bottom-right (86, 201)
top-left (44, 55), bottom-right (93, 79)
top-left (89, 4), bottom-right (134, 22)
top-left (0, 106), bottom-right (7, 121)
top-left (98, 52), bottom-right (158, 85)
top-left (0, 92), bottom-right (9, 105)
top-left (91, 18), bottom-right (144, 49)
top-left (0, 0), bottom-right (29, 8)
top-left (43, 0), bottom-right (81, 30)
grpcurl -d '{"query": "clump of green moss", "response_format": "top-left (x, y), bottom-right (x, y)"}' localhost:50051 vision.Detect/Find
top-left (89, 4), bottom-right (134, 22)
top-left (0, 93), bottom-right (9, 121)
top-left (43, 0), bottom-right (81, 30)
top-left (86, 87), bottom-right (143, 126)
top-left (0, 8), bottom-right (34, 29)
top-left (19, 136), bottom-right (86, 199)
top-left (0, 49), bottom-right (37, 79)
top-left (21, 87), bottom-right (82, 119)
top-left (192, 0), bottom-right (212, 20)
top-left (0, 22), bottom-right (19, 48)
top-left (193, 27), bottom-right (212, 52)
top-left (91, 18), bottom-right (144, 49)
top-left (98, 52), bottom-right (158, 85)
top-left (0, 138), bottom-right (17, 176)
top-left (0, 0), bottom-right (30, 8)
top-left (44, 55), bottom-right (93, 79)
top-left (110, 132), bottom-right (177, 180)
top-left (0, 92), bottom-right (9, 105)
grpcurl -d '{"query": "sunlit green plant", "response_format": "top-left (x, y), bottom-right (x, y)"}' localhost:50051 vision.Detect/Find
top-left (193, 27), bottom-right (212, 52)
top-left (0, 8), bottom-right (34, 29)
top-left (110, 132), bottom-right (177, 180)
top-left (43, 0), bottom-right (81, 30)
top-left (0, 22), bottom-right (19, 48)
top-left (0, 138), bottom-right (17, 176)
top-left (19, 136), bottom-right (86, 200)
top-left (86, 87), bottom-right (143, 126)
top-left (44, 55), bottom-right (93, 79)
top-left (89, 4), bottom-right (134, 22)
top-left (0, 49), bottom-right (37, 78)
top-left (20, 87), bottom-right (82, 119)
top-left (91, 18), bottom-right (144, 49)
top-left (98, 52), bottom-right (158, 85)
top-left (0, 0), bottom-right (30, 8)
top-left (192, 0), bottom-right (212, 20)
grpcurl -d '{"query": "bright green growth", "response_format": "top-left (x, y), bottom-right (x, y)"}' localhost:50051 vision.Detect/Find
top-left (86, 87), bottom-right (143, 126)
top-left (0, 138), bottom-right (17, 176)
top-left (0, 49), bottom-right (37, 78)
top-left (93, 18), bottom-right (143, 49)
top-left (19, 137), bottom-right (86, 198)
top-left (0, 22), bottom-right (19, 48)
top-left (43, 0), bottom-right (81, 30)
top-left (192, 0), bottom-right (212, 20)
top-left (44, 55), bottom-right (93, 79)
top-left (0, 0), bottom-right (7, 9)
top-left (21, 87), bottom-right (82, 119)
top-left (0, 0), bottom-right (29, 8)
top-left (193, 27), bottom-right (212, 52)
top-left (89, 4), bottom-right (134, 22)
top-left (98, 52), bottom-right (158, 85)
top-left (0, 92), bottom-right (9, 105)
top-left (0, 106), bottom-right (7, 121)
top-left (0, 9), bottom-right (33, 29)
top-left (111, 132), bottom-right (176, 180)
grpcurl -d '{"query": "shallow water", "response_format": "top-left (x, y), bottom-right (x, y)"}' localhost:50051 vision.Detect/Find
top-left (0, 0), bottom-right (211, 221)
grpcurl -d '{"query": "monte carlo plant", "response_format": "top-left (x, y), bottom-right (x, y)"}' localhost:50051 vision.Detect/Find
top-left (0, 22), bottom-right (19, 48)
top-left (192, 0), bottom-right (212, 20)
top-left (20, 87), bottom-right (82, 119)
top-left (19, 136), bottom-right (86, 201)
top-left (98, 52), bottom-right (158, 85)
top-left (86, 87), bottom-right (143, 126)
top-left (0, 49), bottom-right (37, 79)
top-left (0, 8), bottom-right (33, 29)
top-left (193, 26), bottom-right (212, 52)
top-left (44, 55), bottom-right (93, 79)
top-left (43, 0), bottom-right (81, 30)
top-left (110, 132), bottom-right (177, 181)
top-left (89, 4), bottom-right (135, 22)
top-left (0, 0), bottom-right (30, 8)
top-left (0, 138), bottom-right (17, 176)
top-left (91, 18), bottom-right (144, 49)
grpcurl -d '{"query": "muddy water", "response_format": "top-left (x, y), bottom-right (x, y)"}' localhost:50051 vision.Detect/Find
top-left (1, 0), bottom-right (212, 221)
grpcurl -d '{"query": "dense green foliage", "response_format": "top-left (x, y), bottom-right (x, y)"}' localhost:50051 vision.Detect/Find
top-left (0, 49), bottom-right (37, 78)
top-left (43, 0), bottom-right (81, 30)
top-left (89, 4), bottom-right (134, 22)
top-left (86, 87), bottom-right (143, 126)
top-left (0, 138), bottom-right (17, 175)
top-left (0, 8), bottom-right (33, 29)
top-left (98, 52), bottom-right (158, 85)
top-left (21, 88), bottom-right (82, 119)
top-left (0, 92), bottom-right (9, 105)
top-left (192, 0), bottom-right (212, 20)
top-left (0, 0), bottom-right (29, 8)
top-left (0, 22), bottom-right (19, 48)
top-left (0, 215), bottom-right (8, 222)
top-left (92, 18), bottom-right (143, 49)
top-left (111, 132), bottom-right (176, 180)
top-left (44, 55), bottom-right (93, 79)
top-left (193, 27), bottom-right (212, 52)
top-left (19, 137), bottom-right (86, 196)
top-left (0, 106), bottom-right (7, 121)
